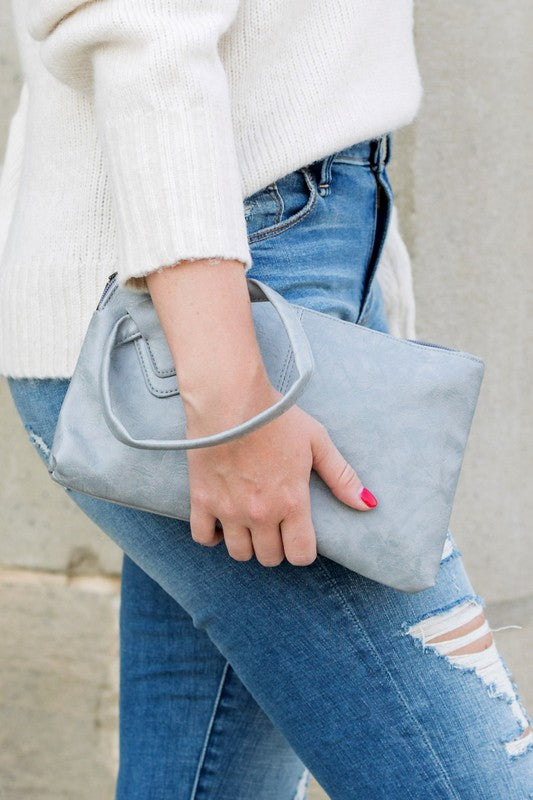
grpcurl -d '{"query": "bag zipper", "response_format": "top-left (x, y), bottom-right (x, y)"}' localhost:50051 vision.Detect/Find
top-left (97, 271), bottom-right (118, 309)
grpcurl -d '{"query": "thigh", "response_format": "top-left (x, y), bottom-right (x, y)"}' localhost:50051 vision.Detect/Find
top-left (7, 378), bottom-right (309, 800)
top-left (116, 554), bottom-right (309, 800)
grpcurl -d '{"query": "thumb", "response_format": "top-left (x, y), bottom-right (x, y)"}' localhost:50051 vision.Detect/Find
top-left (310, 423), bottom-right (378, 511)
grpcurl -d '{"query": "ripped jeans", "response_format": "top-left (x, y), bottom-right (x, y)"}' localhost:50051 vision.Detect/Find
top-left (7, 134), bottom-right (533, 799)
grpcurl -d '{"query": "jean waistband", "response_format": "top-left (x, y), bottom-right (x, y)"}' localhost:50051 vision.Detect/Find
top-left (307, 133), bottom-right (391, 197)
top-left (308, 133), bottom-right (391, 171)
top-left (331, 132), bottom-right (392, 167)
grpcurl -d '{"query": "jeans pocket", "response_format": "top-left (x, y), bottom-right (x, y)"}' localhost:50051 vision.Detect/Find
top-left (355, 166), bottom-right (394, 325)
top-left (245, 165), bottom-right (318, 244)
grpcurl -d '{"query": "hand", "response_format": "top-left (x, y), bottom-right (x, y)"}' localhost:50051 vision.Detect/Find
top-left (144, 256), bottom-right (377, 568)
top-left (185, 379), bottom-right (378, 568)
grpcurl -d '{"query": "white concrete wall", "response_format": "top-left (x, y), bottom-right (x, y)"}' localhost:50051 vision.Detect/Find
top-left (1, 2), bottom-right (531, 798)
top-left (388, 0), bottom-right (533, 672)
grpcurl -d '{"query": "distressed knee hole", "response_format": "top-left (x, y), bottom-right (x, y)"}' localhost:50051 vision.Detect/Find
top-left (506, 725), bottom-right (533, 758)
top-left (407, 599), bottom-right (493, 656)
top-left (406, 598), bottom-right (533, 759)
top-left (425, 610), bottom-right (493, 655)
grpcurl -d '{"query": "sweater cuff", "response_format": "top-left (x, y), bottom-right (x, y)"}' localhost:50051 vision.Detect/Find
top-left (122, 257), bottom-right (251, 294)
top-left (98, 104), bottom-right (253, 293)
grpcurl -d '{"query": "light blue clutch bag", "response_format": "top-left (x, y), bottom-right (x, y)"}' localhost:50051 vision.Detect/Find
top-left (47, 273), bottom-right (485, 593)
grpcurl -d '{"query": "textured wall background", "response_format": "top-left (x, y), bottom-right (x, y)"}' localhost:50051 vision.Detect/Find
top-left (1, 2), bottom-right (531, 798)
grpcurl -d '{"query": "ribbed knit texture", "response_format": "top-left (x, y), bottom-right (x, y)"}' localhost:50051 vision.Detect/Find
top-left (0, 0), bottom-right (423, 377)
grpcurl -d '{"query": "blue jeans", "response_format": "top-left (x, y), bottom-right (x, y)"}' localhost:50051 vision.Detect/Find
top-left (7, 134), bottom-right (533, 799)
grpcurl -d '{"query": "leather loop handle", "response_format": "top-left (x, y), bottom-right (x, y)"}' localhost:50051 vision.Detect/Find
top-left (99, 277), bottom-right (315, 450)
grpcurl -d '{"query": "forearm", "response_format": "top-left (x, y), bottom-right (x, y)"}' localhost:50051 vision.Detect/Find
top-left (146, 259), bottom-right (273, 426)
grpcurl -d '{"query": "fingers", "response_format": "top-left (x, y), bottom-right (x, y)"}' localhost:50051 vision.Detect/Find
top-left (280, 491), bottom-right (317, 567)
top-left (221, 524), bottom-right (255, 562)
top-left (191, 499), bottom-right (314, 568)
top-left (191, 501), bottom-right (282, 566)
top-left (189, 504), bottom-right (223, 547)
top-left (189, 418), bottom-right (376, 570)
top-left (310, 422), bottom-right (378, 511)
top-left (190, 500), bottom-right (317, 567)
top-left (248, 523), bottom-right (285, 567)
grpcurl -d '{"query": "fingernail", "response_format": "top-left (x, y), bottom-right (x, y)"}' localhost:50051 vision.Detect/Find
top-left (358, 486), bottom-right (378, 508)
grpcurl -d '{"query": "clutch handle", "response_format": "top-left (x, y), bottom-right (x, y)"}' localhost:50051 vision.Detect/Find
top-left (99, 277), bottom-right (315, 450)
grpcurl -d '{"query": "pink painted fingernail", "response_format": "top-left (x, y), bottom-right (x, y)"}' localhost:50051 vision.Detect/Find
top-left (359, 486), bottom-right (378, 508)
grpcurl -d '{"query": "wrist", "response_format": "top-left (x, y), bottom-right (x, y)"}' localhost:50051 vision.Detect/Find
top-left (181, 363), bottom-right (279, 434)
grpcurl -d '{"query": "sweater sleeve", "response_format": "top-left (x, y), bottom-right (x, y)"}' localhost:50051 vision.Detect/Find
top-left (0, 84), bottom-right (28, 268)
top-left (27, 0), bottom-right (252, 292)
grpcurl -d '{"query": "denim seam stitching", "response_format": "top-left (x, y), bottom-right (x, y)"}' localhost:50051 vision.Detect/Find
top-left (248, 167), bottom-right (318, 243)
top-left (330, 157), bottom-right (374, 166)
top-left (268, 182), bottom-right (284, 225)
top-left (189, 660), bottom-right (231, 800)
top-left (357, 173), bottom-right (392, 324)
top-left (357, 171), bottom-right (380, 323)
top-left (314, 556), bottom-right (463, 800)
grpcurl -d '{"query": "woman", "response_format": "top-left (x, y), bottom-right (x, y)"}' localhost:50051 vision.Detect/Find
top-left (1, 1), bottom-right (532, 797)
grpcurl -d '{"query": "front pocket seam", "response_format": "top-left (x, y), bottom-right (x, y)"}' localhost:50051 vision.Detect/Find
top-left (247, 166), bottom-right (318, 244)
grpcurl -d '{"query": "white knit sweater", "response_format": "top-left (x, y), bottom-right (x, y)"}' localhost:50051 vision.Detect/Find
top-left (0, 0), bottom-right (422, 378)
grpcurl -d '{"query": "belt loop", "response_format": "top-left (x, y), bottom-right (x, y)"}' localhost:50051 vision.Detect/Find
top-left (318, 153), bottom-right (335, 197)
top-left (384, 132), bottom-right (392, 166)
top-left (370, 137), bottom-right (382, 173)
top-left (372, 133), bottom-right (391, 173)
